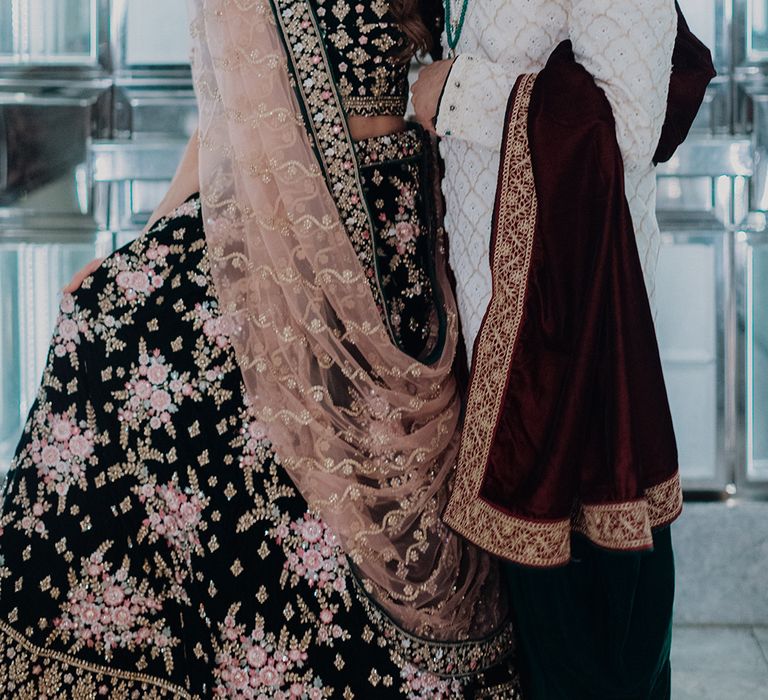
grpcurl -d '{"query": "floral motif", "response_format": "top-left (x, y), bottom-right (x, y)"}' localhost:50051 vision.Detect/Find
top-left (113, 244), bottom-right (168, 302)
top-left (315, 0), bottom-right (409, 117)
top-left (137, 479), bottom-right (208, 562)
top-left (170, 198), bottom-right (201, 220)
top-left (0, 95), bottom-right (520, 698)
top-left (116, 347), bottom-right (196, 438)
top-left (28, 407), bottom-right (96, 499)
top-left (213, 605), bottom-right (330, 699)
top-left (357, 133), bottom-right (439, 357)
top-left (239, 417), bottom-right (270, 474)
top-left (192, 301), bottom-right (233, 350)
top-left (277, 512), bottom-right (348, 596)
top-left (52, 548), bottom-right (178, 668)
top-left (399, 663), bottom-right (466, 700)
top-left (51, 293), bottom-right (91, 363)
top-left (17, 499), bottom-right (50, 538)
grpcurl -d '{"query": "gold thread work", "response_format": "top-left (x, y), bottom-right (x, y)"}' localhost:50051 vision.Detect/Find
top-left (443, 74), bottom-right (683, 567)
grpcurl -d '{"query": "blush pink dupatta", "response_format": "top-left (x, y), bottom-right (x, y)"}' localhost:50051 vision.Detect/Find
top-left (187, 0), bottom-right (505, 641)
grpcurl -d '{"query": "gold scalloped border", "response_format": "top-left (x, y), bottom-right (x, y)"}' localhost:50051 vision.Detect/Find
top-left (0, 619), bottom-right (193, 699)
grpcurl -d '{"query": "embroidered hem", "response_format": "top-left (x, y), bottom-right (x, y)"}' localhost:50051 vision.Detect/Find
top-left (445, 474), bottom-right (683, 568)
top-left (0, 619), bottom-right (193, 699)
top-left (344, 94), bottom-right (409, 117)
top-left (350, 575), bottom-right (516, 678)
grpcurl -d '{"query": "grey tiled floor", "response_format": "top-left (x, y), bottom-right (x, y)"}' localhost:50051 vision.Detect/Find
top-left (672, 626), bottom-right (768, 699)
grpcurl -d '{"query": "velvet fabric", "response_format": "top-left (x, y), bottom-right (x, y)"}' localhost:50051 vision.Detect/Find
top-left (480, 40), bottom-right (679, 530)
top-left (443, 7), bottom-right (714, 697)
top-left (444, 16), bottom-right (715, 564)
top-left (499, 14), bottom-right (713, 696)
top-left (507, 527), bottom-right (675, 699)
top-left (654, 3), bottom-right (718, 165)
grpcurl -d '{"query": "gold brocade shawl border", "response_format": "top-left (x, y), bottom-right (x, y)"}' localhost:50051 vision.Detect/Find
top-left (442, 74), bottom-right (684, 567)
top-left (0, 618), bottom-right (193, 698)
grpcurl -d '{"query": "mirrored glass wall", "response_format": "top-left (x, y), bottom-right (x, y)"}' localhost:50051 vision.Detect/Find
top-left (0, 0), bottom-right (767, 496)
top-left (0, 0), bottom-right (96, 65)
top-left (747, 241), bottom-right (768, 480)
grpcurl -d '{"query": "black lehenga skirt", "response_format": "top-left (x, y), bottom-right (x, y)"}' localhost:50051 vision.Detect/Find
top-left (0, 131), bottom-right (520, 699)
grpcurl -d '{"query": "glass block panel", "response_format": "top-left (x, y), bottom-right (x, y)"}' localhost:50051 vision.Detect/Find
top-left (125, 0), bottom-right (190, 66)
top-left (0, 0), bottom-right (96, 65)
top-left (749, 0), bottom-right (768, 60)
top-left (656, 177), bottom-right (713, 213)
top-left (748, 243), bottom-right (768, 479)
top-left (656, 239), bottom-right (721, 483)
top-left (678, 0), bottom-right (717, 54)
top-left (0, 233), bottom-right (112, 473)
top-left (0, 248), bottom-right (21, 474)
top-left (129, 180), bottom-right (172, 222)
top-left (129, 93), bottom-right (198, 139)
top-left (0, 102), bottom-right (93, 214)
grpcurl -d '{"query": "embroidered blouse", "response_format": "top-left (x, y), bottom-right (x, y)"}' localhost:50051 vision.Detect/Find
top-left (313, 0), bottom-right (410, 116)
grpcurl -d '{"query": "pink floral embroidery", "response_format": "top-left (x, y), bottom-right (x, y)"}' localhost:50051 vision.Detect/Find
top-left (314, 604), bottom-right (345, 645)
top-left (53, 550), bottom-right (177, 660)
top-left (213, 607), bottom-right (330, 699)
top-left (51, 294), bottom-right (90, 360)
top-left (239, 417), bottom-right (270, 473)
top-left (29, 409), bottom-right (96, 498)
top-left (109, 239), bottom-right (170, 303)
top-left (193, 302), bottom-right (234, 349)
top-left (18, 500), bottom-right (50, 538)
top-left (117, 350), bottom-right (192, 431)
top-left (395, 221), bottom-right (417, 245)
top-left (399, 664), bottom-right (466, 699)
top-left (137, 481), bottom-right (208, 561)
top-left (114, 261), bottom-right (164, 301)
top-left (280, 513), bottom-right (347, 593)
top-left (169, 198), bottom-right (201, 220)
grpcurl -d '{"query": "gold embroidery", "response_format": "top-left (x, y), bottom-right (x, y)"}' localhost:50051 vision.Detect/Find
top-left (443, 74), bottom-right (683, 567)
top-left (344, 94), bottom-right (407, 116)
top-left (350, 574), bottom-right (516, 678)
top-left (573, 473), bottom-right (683, 552)
top-left (0, 619), bottom-right (194, 699)
top-left (475, 678), bottom-right (524, 699)
top-left (646, 471), bottom-right (684, 527)
top-left (274, 0), bottom-right (395, 338)
top-left (443, 73), bottom-right (540, 559)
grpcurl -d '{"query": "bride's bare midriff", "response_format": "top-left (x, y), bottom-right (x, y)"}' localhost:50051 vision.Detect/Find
top-left (348, 115), bottom-right (407, 141)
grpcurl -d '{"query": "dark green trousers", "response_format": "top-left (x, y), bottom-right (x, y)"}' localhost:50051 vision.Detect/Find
top-left (506, 527), bottom-right (674, 699)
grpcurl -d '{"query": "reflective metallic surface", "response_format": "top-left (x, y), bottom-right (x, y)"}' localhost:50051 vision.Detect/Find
top-left (0, 0), bottom-right (97, 65)
top-left (0, 0), bottom-right (767, 496)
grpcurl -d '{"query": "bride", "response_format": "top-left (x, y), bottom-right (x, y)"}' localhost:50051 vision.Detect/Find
top-left (0, 0), bottom-right (519, 697)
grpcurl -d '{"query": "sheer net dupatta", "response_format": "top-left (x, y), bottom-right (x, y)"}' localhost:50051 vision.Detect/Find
top-left (187, 0), bottom-right (505, 641)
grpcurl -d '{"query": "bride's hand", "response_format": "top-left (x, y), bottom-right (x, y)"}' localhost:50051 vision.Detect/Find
top-left (63, 257), bottom-right (105, 293)
top-left (63, 129), bottom-right (200, 294)
top-left (61, 206), bottom-right (164, 293)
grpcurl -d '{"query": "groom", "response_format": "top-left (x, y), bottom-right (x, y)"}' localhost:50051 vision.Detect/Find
top-left (412, 3), bottom-right (715, 699)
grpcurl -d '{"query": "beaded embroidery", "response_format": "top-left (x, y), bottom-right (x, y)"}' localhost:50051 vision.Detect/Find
top-left (313, 0), bottom-right (410, 117)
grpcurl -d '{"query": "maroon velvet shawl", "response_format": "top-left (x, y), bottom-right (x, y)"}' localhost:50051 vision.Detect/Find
top-left (443, 24), bottom-right (715, 567)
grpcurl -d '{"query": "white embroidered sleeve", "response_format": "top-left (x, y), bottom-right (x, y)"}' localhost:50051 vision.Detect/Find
top-left (569, 0), bottom-right (676, 171)
top-left (434, 54), bottom-right (517, 152)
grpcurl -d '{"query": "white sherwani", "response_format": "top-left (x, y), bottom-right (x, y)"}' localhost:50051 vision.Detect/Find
top-left (435, 0), bottom-right (677, 361)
